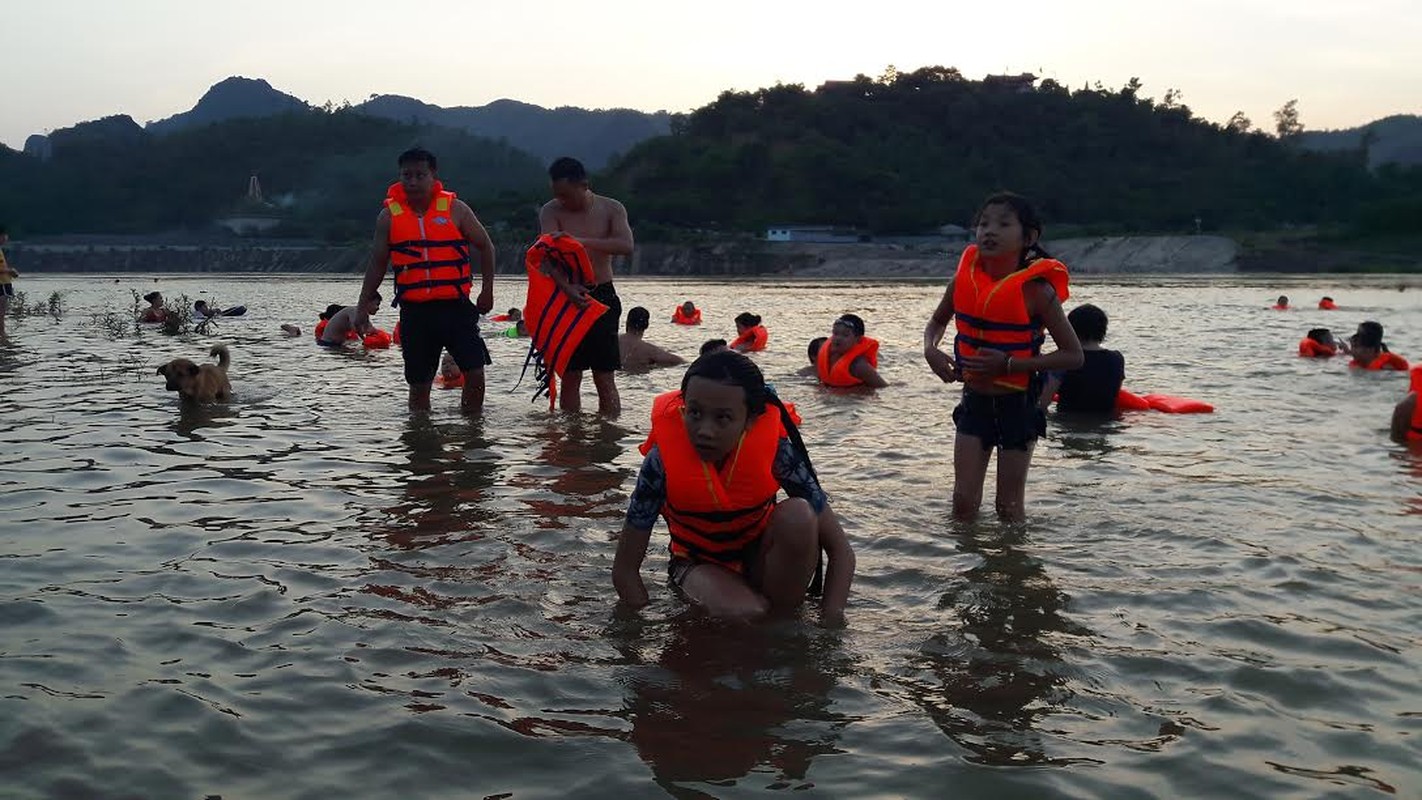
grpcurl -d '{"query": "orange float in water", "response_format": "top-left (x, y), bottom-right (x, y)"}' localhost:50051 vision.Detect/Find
top-left (363, 329), bottom-right (393, 349)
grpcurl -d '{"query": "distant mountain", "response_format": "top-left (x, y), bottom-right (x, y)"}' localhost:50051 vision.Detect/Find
top-left (48, 115), bottom-right (147, 152)
top-left (354, 95), bottom-right (672, 169)
top-left (1298, 114), bottom-right (1422, 168)
top-left (146, 77), bottom-right (309, 135)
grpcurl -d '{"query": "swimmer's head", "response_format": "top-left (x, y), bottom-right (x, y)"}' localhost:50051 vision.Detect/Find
top-left (681, 301), bottom-right (696, 314)
top-left (1276, 295), bottom-right (1289, 307)
top-left (507, 307), bottom-right (522, 322)
top-left (361, 292), bottom-right (382, 314)
top-left (143, 291), bottom-right (163, 305)
top-left (829, 314), bottom-right (865, 356)
top-left (807, 336), bottom-right (828, 364)
top-left (1306, 328), bottom-right (1335, 346)
top-left (734, 312), bottom-right (762, 332)
top-left (700, 338), bottom-right (728, 356)
top-left (1068, 304), bottom-right (1108, 343)
top-left (440, 353), bottom-right (461, 378)
top-left (320, 304), bottom-right (345, 321)
top-left (680, 351), bottom-right (771, 461)
top-left (626, 306), bottom-right (651, 333)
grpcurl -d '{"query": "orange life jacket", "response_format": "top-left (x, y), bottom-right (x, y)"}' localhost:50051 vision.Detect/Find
top-left (951, 244), bottom-right (1070, 391)
top-left (1299, 338), bottom-right (1337, 357)
top-left (363, 329), bottom-right (392, 349)
top-left (1271, 304), bottom-right (1290, 311)
top-left (1353, 352), bottom-right (1409, 371)
top-left (385, 182), bottom-right (470, 306)
top-left (435, 373), bottom-right (465, 389)
top-left (731, 324), bottom-right (769, 352)
top-left (1409, 368), bottom-right (1422, 442)
top-left (816, 336), bottom-right (880, 387)
top-left (1318, 299), bottom-right (1337, 310)
top-left (672, 307), bottom-right (702, 325)
top-left (519, 234), bottom-right (609, 407)
top-left (640, 390), bottom-right (785, 570)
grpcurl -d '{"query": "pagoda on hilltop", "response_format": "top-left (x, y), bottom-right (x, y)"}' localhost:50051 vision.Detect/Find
top-left (215, 175), bottom-right (285, 235)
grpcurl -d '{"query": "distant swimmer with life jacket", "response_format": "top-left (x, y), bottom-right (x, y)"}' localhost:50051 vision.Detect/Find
top-left (319, 294), bottom-right (380, 347)
top-left (611, 350), bottom-right (856, 625)
top-left (1299, 328), bottom-right (1346, 358)
top-left (1318, 296), bottom-right (1338, 310)
top-left (816, 314), bottom-right (887, 388)
top-left (922, 192), bottom-right (1083, 522)
top-left (1390, 366), bottom-right (1422, 444)
top-left (730, 312), bottom-right (769, 353)
top-left (1039, 303), bottom-right (1124, 414)
top-left (139, 291), bottom-right (169, 324)
top-left (357, 147), bottom-right (497, 414)
top-left (538, 156), bottom-right (634, 416)
top-left (619, 306), bottom-right (685, 372)
top-left (1349, 321), bottom-right (1409, 371)
top-left (672, 301), bottom-right (702, 325)
top-left (1271, 295), bottom-right (1291, 310)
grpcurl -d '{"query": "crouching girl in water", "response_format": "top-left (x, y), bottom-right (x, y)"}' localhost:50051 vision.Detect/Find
top-left (612, 350), bottom-right (855, 624)
top-left (922, 192), bottom-right (1083, 522)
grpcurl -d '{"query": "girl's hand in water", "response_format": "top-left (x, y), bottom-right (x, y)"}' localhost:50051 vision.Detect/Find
top-left (924, 348), bottom-right (960, 383)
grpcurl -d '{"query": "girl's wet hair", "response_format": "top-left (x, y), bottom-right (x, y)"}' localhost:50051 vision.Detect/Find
top-left (143, 291), bottom-right (161, 304)
top-left (808, 336), bottom-right (827, 362)
top-left (974, 191), bottom-right (1051, 266)
top-left (1307, 327), bottom-right (1334, 344)
top-left (734, 312), bottom-right (762, 328)
top-left (320, 303), bottom-right (345, 321)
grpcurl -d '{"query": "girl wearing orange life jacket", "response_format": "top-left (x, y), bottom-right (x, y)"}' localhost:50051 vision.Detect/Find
top-left (1349, 321), bottom-right (1409, 371)
top-left (611, 351), bottom-right (855, 625)
top-left (816, 313), bottom-right (887, 388)
top-left (1393, 367), bottom-right (1422, 443)
top-left (922, 192), bottom-right (1083, 522)
top-left (1271, 295), bottom-right (1291, 310)
top-left (730, 312), bottom-right (769, 352)
top-left (1299, 328), bottom-right (1342, 358)
top-left (672, 301), bottom-right (702, 325)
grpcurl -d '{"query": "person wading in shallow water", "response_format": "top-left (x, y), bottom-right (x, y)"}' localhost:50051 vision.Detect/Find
top-left (538, 156), bottom-right (635, 416)
top-left (357, 147), bottom-right (496, 414)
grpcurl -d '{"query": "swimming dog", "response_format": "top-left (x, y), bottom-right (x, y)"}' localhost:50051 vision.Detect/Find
top-left (157, 345), bottom-right (231, 403)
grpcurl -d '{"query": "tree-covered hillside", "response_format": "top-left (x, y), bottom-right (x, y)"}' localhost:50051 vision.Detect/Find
top-left (0, 107), bottom-right (548, 241)
top-left (604, 67), bottom-right (1421, 236)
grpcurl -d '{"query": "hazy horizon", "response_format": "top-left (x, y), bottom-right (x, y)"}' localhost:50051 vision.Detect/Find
top-left (5, 0), bottom-right (1419, 150)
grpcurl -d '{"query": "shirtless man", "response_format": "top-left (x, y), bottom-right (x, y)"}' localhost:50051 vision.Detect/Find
top-left (319, 294), bottom-right (380, 347)
top-left (619, 306), bottom-right (684, 373)
top-left (538, 156), bottom-right (634, 416)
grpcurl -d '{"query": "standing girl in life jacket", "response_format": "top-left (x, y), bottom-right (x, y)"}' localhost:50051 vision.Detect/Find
top-left (612, 350), bottom-right (856, 625)
top-left (922, 192), bottom-right (1083, 521)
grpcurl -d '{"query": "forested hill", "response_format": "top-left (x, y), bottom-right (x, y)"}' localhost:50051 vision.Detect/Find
top-left (603, 67), bottom-right (1421, 235)
top-left (0, 108), bottom-right (547, 240)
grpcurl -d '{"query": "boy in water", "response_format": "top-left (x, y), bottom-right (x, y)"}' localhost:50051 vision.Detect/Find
top-left (320, 294), bottom-right (380, 347)
top-left (619, 306), bottom-right (685, 372)
top-left (1039, 304), bottom-right (1124, 414)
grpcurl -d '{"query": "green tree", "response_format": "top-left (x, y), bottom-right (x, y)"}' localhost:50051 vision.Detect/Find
top-left (1274, 99), bottom-right (1304, 139)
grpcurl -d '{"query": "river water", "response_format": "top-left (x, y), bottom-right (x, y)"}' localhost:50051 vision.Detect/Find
top-left (1, 273), bottom-right (1419, 799)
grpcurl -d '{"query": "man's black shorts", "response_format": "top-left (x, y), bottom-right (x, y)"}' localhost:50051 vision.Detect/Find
top-left (565, 282), bottom-right (622, 373)
top-left (398, 299), bottom-right (491, 385)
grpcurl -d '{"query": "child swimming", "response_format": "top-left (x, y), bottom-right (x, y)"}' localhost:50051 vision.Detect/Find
top-left (921, 192), bottom-right (1083, 521)
top-left (1350, 321), bottom-right (1409, 371)
top-left (1299, 328), bottom-right (1344, 358)
top-left (815, 314), bottom-right (886, 388)
top-left (612, 350), bottom-right (855, 624)
top-left (1039, 303), bottom-right (1123, 414)
top-left (730, 313), bottom-right (769, 352)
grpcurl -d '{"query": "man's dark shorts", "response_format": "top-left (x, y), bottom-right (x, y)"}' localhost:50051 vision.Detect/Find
top-left (566, 282), bottom-right (622, 373)
top-left (952, 386), bottom-right (1046, 451)
top-left (399, 298), bottom-right (491, 385)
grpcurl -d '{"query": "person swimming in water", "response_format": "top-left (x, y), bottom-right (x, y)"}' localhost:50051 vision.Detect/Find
top-left (619, 306), bottom-right (685, 372)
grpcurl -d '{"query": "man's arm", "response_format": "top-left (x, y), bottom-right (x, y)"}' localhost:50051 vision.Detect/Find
top-left (848, 356), bottom-right (887, 388)
top-left (1391, 394), bottom-right (1417, 443)
top-left (645, 342), bottom-right (686, 367)
top-left (456, 200), bottom-right (495, 313)
top-left (359, 210), bottom-right (392, 308)
top-left (815, 503), bottom-right (855, 626)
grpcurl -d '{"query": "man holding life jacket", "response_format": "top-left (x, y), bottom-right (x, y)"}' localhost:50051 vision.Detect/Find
top-left (538, 156), bottom-right (634, 416)
top-left (357, 148), bottom-right (496, 414)
top-left (816, 314), bottom-right (887, 388)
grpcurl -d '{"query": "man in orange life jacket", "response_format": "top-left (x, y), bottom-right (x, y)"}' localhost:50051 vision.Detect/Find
top-left (357, 148), bottom-right (496, 413)
top-left (538, 157), bottom-right (635, 416)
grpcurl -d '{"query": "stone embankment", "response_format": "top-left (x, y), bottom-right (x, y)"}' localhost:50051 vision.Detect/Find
top-left (10, 235), bottom-right (1241, 276)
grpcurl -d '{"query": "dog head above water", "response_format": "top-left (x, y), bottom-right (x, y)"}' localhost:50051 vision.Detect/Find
top-left (157, 345), bottom-right (231, 403)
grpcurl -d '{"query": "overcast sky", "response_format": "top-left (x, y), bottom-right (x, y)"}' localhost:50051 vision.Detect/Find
top-left (4, 0), bottom-right (1417, 149)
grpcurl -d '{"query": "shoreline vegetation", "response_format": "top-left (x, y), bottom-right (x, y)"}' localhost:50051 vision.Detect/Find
top-left (6, 230), bottom-right (1419, 276)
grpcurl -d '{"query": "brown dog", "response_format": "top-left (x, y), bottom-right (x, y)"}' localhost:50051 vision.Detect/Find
top-left (157, 345), bottom-right (231, 403)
